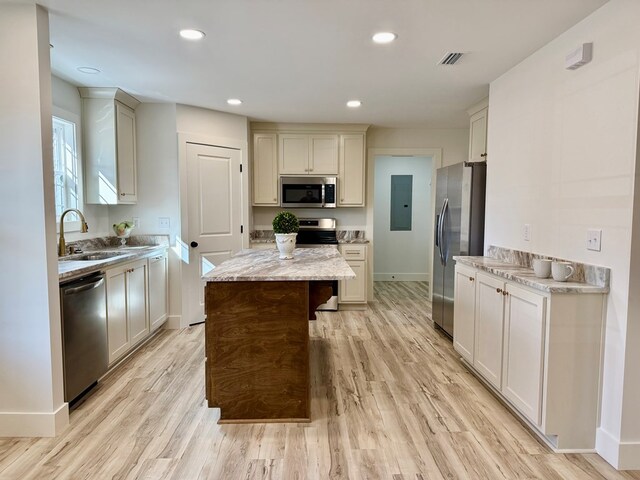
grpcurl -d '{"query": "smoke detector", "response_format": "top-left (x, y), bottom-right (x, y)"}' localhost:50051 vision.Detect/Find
top-left (438, 52), bottom-right (464, 65)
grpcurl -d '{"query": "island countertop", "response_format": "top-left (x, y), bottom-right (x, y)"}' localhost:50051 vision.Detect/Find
top-left (203, 247), bottom-right (355, 282)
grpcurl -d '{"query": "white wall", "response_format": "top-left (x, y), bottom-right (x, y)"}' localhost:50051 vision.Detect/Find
top-left (0, 4), bottom-right (68, 436)
top-left (485, 0), bottom-right (640, 469)
top-left (367, 127), bottom-right (469, 167)
top-left (51, 75), bottom-right (110, 240)
top-left (109, 104), bottom-right (182, 323)
top-left (373, 156), bottom-right (432, 281)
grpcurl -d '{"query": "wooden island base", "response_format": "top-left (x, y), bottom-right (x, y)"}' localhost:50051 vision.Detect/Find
top-left (205, 280), bottom-right (333, 423)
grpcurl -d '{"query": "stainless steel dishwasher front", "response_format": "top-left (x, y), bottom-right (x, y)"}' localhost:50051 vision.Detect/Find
top-left (60, 272), bottom-right (108, 403)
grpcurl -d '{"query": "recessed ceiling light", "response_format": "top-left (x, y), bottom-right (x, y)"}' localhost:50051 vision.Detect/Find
top-left (372, 32), bottom-right (397, 44)
top-left (346, 100), bottom-right (362, 108)
top-left (179, 29), bottom-right (206, 40)
top-left (77, 67), bottom-right (100, 74)
top-left (227, 98), bottom-right (243, 106)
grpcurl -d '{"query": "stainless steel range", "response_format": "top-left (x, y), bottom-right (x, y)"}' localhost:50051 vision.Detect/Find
top-left (296, 218), bottom-right (339, 311)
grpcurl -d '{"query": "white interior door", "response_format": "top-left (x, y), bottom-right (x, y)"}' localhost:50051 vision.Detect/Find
top-left (186, 143), bottom-right (242, 324)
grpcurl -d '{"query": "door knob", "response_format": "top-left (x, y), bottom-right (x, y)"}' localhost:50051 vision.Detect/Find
top-left (190, 241), bottom-right (198, 248)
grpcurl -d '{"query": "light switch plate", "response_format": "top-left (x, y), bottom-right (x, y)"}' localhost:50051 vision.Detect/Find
top-left (158, 217), bottom-right (170, 229)
top-left (523, 224), bottom-right (531, 242)
top-left (587, 229), bottom-right (602, 251)
top-left (132, 217), bottom-right (140, 228)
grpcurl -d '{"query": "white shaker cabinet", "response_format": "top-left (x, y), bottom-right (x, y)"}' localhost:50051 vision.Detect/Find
top-left (502, 283), bottom-right (546, 426)
top-left (148, 252), bottom-right (169, 332)
top-left (338, 245), bottom-right (367, 304)
top-left (473, 272), bottom-right (505, 390)
top-left (467, 98), bottom-right (488, 163)
top-left (252, 134), bottom-right (279, 205)
top-left (79, 87), bottom-right (140, 204)
top-left (453, 261), bottom-right (605, 450)
top-left (106, 258), bottom-right (148, 364)
top-left (338, 134), bottom-right (365, 206)
top-left (453, 264), bottom-right (476, 363)
top-left (278, 134), bottom-right (339, 175)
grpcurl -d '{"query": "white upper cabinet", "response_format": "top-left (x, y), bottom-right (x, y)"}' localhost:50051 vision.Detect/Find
top-left (279, 133), bottom-right (338, 175)
top-left (338, 134), bottom-right (365, 206)
top-left (80, 87), bottom-right (140, 204)
top-left (467, 98), bottom-right (488, 163)
top-left (253, 133), bottom-right (279, 205)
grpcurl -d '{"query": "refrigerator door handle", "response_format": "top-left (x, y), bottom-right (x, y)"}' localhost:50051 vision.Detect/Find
top-left (440, 198), bottom-right (450, 265)
top-left (438, 199), bottom-right (447, 264)
top-left (435, 214), bottom-right (440, 247)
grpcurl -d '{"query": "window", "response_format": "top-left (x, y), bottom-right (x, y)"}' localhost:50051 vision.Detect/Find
top-left (52, 109), bottom-right (83, 228)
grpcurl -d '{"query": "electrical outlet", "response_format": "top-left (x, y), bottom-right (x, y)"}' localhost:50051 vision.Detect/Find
top-left (587, 229), bottom-right (602, 251)
top-left (523, 224), bottom-right (531, 242)
top-left (132, 217), bottom-right (140, 228)
top-left (158, 217), bottom-right (170, 229)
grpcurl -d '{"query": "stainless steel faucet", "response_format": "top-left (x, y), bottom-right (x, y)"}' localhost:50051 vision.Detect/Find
top-left (58, 208), bottom-right (88, 256)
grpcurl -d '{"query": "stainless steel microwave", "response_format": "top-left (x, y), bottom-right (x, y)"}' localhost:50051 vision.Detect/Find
top-left (280, 177), bottom-right (337, 208)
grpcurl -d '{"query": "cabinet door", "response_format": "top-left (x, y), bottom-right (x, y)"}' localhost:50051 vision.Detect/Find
top-left (339, 261), bottom-right (367, 303)
top-left (309, 135), bottom-right (338, 175)
top-left (473, 272), bottom-right (505, 389)
top-left (279, 134), bottom-right (309, 174)
top-left (338, 134), bottom-right (365, 206)
top-left (148, 253), bottom-right (168, 332)
top-left (453, 265), bottom-right (476, 363)
top-left (106, 266), bottom-right (130, 364)
top-left (502, 284), bottom-right (546, 426)
top-left (128, 260), bottom-right (149, 346)
top-left (469, 108), bottom-right (488, 162)
top-left (253, 134), bottom-right (279, 205)
top-left (116, 102), bottom-right (137, 203)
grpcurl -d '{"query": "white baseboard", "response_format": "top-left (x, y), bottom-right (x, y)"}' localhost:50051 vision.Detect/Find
top-left (165, 315), bottom-right (182, 329)
top-left (0, 402), bottom-right (68, 437)
top-left (596, 427), bottom-right (640, 470)
top-left (374, 273), bottom-right (429, 282)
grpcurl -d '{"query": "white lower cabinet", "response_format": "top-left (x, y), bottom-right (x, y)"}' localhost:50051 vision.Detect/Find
top-left (453, 262), bottom-right (605, 450)
top-left (502, 283), bottom-right (546, 426)
top-left (148, 252), bottom-right (169, 331)
top-left (473, 272), bottom-right (506, 389)
top-left (106, 250), bottom-right (168, 366)
top-left (338, 245), bottom-right (367, 304)
top-left (107, 259), bottom-right (148, 364)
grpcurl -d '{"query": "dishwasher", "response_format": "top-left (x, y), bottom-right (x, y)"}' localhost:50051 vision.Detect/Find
top-left (60, 272), bottom-right (108, 404)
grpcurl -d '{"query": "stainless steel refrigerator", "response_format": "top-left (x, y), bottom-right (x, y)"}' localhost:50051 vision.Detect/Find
top-left (432, 161), bottom-right (486, 337)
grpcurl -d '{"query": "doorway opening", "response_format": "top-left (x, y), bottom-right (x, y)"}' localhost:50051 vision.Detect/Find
top-left (373, 155), bottom-right (433, 285)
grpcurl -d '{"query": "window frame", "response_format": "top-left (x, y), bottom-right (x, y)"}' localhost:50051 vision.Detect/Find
top-left (52, 106), bottom-right (84, 233)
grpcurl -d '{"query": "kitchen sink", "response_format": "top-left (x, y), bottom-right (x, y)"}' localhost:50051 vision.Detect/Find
top-left (60, 252), bottom-right (126, 262)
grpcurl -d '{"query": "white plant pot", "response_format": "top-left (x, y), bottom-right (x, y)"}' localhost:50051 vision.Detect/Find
top-left (275, 233), bottom-right (297, 259)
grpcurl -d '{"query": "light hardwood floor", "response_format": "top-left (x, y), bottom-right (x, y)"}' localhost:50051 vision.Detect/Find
top-left (1, 281), bottom-right (639, 479)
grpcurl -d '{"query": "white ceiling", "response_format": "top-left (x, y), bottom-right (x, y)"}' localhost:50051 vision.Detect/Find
top-left (36, 0), bottom-right (607, 128)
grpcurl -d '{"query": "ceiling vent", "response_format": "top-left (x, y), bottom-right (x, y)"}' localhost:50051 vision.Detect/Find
top-left (438, 52), bottom-right (464, 65)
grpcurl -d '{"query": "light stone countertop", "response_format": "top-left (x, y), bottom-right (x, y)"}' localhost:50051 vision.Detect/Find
top-left (59, 245), bottom-right (167, 282)
top-left (203, 247), bottom-right (355, 282)
top-left (454, 256), bottom-right (609, 294)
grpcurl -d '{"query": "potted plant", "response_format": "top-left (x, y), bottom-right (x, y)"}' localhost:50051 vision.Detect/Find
top-left (272, 211), bottom-right (299, 259)
top-left (113, 220), bottom-right (134, 247)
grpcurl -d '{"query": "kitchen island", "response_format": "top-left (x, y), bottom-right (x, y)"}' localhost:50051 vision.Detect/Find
top-left (202, 247), bottom-right (354, 423)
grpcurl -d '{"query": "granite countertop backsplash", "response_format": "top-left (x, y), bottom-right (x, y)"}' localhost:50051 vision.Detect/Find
top-left (454, 245), bottom-right (610, 294)
top-left (250, 230), bottom-right (369, 244)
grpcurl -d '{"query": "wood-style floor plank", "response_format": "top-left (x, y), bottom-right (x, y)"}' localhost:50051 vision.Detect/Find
top-left (0, 281), bottom-right (638, 479)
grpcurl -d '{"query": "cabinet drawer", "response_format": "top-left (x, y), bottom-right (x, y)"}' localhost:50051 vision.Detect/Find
top-left (340, 245), bottom-right (366, 261)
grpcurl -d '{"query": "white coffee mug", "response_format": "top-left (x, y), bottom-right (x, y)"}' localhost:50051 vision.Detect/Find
top-left (552, 261), bottom-right (575, 282)
top-left (532, 258), bottom-right (552, 278)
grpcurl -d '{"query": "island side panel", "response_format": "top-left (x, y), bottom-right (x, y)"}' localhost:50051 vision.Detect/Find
top-left (205, 281), bottom-right (310, 422)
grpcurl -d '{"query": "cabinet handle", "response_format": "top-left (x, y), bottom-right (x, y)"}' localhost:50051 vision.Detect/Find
top-left (469, 277), bottom-right (474, 282)
top-left (502, 290), bottom-right (509, 296)
top-left (120, 193), bottom-right (125, 196)
top-left (496, 288), bottom-right (503, 294)
top-left (273, 197), bottom-right (277, 201)
top-left (481, 153), bottom-right (488, 158)
top-left (309, 168), bottom-right (314, 172)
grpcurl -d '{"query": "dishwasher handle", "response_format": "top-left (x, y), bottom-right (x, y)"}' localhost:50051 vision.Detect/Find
top-left (63, 277), bottom-right (105, 295)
